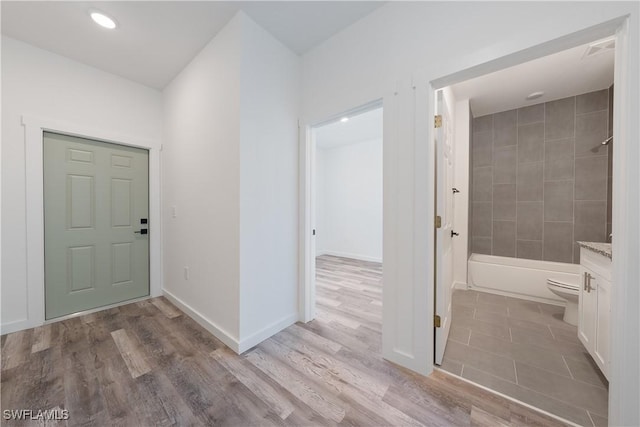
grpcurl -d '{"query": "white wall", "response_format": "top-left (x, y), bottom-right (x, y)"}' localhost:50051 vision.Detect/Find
top-left (1, 36), bottom-right (163, 332)
top-left (238, 13), bottom-right (300, 349)
top-left (162, 14), bottom-right (242, 345)
top-left (453, 99), bottom-right (470, 288)
top-left (316, 139), bottom-right (383, 262)
top-left (163, 12), bottom-right (300, 352)
top-left (301, 3), bottom-right (639, 423)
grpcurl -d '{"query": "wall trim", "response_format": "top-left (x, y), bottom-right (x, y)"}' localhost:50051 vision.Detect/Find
top-left (317, 250), bottom-right (382, 264)
top-left (13, 114), bottom-right (163, 334)
top-left (163, 289), bottom-right (240, 353)
top-left (0, 319), bottom-right (31, 335)
top-left (238, 313), bottom-right (298, 353)
top-left (453, 281), bottom-right (468, 290)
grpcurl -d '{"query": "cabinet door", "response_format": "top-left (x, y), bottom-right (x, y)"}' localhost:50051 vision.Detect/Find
top-left (594, 276), bottom-right (611, 378)
top-left (578, 267), bottom-right (596, 351)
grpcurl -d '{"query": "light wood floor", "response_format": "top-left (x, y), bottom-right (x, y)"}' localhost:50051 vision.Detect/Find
top-left (1, 255), bottom-right (568, 426)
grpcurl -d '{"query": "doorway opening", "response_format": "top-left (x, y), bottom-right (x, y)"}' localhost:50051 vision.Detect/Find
top-left (433, 35), bottom-right (615, 426)
top-left (304, 104), bottom-right (383, 349)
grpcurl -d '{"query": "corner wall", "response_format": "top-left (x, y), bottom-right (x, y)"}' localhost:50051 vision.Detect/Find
top-left (162, 12), bottom-right (300, 351)
top-left (162, 14), bottom-right (242, 345)
top-left (238, 13), bottom-right (300, 350)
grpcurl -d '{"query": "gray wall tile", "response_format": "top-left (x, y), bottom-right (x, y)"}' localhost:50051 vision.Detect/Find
top-left (544, 181), bottom-right (574, 222)
top-left (493, 146), bottom-right (517, 184)
top-left (473, 130), bottom-right (492, 150)
top-left (576, 89), bottom-right (608, 114)
top-left (544, 138), bottom-right (575, 181)
top-left (517, 240), bottom-right (543, 260)
top-left (472, 237), bottom-right (492, 255)
top-left (493, 110), bottom-right (517, 147)
top-left (575, 156), bottom-right (607, 201)
top-left (469, 90), bottom-right (611, 264)
top-left (472, 202), bottom-right (492, 237)
top-left (518, 123), bottom-right (544, 163)
top-left (493, 221), bottom-right (516, 257)
top-left (473, 167), bottom-right (493, 201)
top-left (518, 104), bottom-right (544, 125)
top-left (471, 130), bottom-right (493, 168)
top-left (517, 162), bottom-right (543, 201)
top-left (543, 222), bottom-right (574, 263)
top-left (517, 201), bottom-right (543, 240)
top-left (574, 201), bottom-right (607, 243)
top-left (473, 147), bottom-right (493, 168)
top-left (493, 184), bottom-right (516, 220)
top-left (474, 115), bottom-right (493, 133)
top-left (575, 111), bottom-right (608, 157)
top-left (545, 97), bottom-right (575, 141)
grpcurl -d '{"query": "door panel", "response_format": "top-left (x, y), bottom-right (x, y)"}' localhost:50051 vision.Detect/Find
top-left (44, 132), bottom-right (149, 319)
top-left (434, 90), bottom-right (455, 365)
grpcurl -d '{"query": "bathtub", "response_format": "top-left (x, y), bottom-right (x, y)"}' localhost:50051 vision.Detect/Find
top-left (467, 253), bottom-right (580, 305)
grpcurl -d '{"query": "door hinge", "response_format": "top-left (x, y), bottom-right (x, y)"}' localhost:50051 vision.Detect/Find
top-left (434, 315), bottom-right (441, 328)
top-left (434, 115), bottom-right (442, 128)
top-left (435, 215), bottom-right (442, 228)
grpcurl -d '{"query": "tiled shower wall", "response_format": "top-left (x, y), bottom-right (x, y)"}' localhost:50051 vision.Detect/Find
top-left (470, 88), bottom-right (612, 264)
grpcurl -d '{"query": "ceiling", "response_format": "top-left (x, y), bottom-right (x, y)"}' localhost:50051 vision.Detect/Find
top-left (1, 1), bottom-right (384, 90)
top-left (316, 107), bottom-right (382, 149)
top-left (451, 37), bottom-right (615, 117)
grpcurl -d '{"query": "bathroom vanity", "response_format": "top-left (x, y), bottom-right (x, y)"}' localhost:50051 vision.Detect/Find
top-left (577, 241), bottom-right (612, 380)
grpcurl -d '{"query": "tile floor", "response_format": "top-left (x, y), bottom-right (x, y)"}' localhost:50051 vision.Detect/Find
top-left (440, 289), bottom-right (609, 427)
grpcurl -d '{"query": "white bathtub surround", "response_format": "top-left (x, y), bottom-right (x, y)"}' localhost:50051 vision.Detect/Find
top-left (467, 253), bottom-right (580, 305)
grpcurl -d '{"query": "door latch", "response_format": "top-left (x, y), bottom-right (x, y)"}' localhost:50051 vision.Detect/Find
top-left (451, 231), bottom-right (459, 237)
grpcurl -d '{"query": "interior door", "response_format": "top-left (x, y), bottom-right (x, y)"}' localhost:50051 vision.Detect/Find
top-left (434, 90), bottom-right (455, 365)
top-left (44, 132), bottom-right (149, 319)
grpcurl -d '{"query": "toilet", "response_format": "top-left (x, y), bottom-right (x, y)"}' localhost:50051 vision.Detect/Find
top-left (547, 279), bottom-right (579, 326)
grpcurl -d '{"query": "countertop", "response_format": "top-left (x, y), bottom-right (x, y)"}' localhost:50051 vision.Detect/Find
top-left (577, 241), bottom-right (612, 259)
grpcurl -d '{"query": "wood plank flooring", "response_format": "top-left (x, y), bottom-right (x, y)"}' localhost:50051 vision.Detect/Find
top-left (1, 255), bottom-right (569, 426)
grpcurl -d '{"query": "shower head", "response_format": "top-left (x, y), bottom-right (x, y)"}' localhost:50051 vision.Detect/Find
top-left (601, 136), bottom-right (613, 145)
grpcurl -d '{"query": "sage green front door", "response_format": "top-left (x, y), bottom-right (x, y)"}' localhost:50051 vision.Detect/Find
top-left (44, 132), bottom-right (149, 319)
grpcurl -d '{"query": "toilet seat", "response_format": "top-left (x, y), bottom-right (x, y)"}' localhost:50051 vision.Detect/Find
top-left (547, 278), bottom-right (578, 291)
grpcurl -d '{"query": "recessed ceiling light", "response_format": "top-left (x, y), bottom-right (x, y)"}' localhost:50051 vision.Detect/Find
top-left (525, 91), bottom-right (544, 101)
top-left (90, 11), bottom-right (117, 29)
top-left (340, 117), bottom-right (349, 123)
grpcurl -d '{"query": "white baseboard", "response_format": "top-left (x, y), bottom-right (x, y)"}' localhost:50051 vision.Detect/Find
top-left (163, 289), bottom-right (240, 353)
top-left (453, 281), bottom-right (468, 290)
top-left (238, 313), bottom-right (298, 353)
top-left (318, 250), bottom-right (382, 263)
top-left (0, 319), bottom-right (31, 335)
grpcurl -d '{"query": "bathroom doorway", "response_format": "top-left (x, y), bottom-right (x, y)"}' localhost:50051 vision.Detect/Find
top-left (434, 36), bottom-right (615, 425)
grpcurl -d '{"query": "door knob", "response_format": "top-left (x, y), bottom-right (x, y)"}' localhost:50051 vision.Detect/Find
top-left (451, 231), bottom-right (459, 237)
top-left (135, 229), bottom-right (148, 235)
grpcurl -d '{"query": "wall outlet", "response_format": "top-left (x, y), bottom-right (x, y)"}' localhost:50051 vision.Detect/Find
top-left (184, 266), bottom-right (189, 280)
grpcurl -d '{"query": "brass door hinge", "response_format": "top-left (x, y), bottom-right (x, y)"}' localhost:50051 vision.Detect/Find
top-left (435, 215), bottom-right (442, 228)
top-left (434, 315), bottom-right (441, 328)
top-left (434, 115), bottom-right (442, 128)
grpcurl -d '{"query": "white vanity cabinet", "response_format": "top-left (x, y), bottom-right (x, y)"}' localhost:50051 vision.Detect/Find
top-left (578, 246), bottom-right (612, 379)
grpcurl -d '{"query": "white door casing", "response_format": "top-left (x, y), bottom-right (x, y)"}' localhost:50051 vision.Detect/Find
top-left (434, 90), bottom-right (455, 365)
top-left (16, 115), bottom-right (162, 334)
